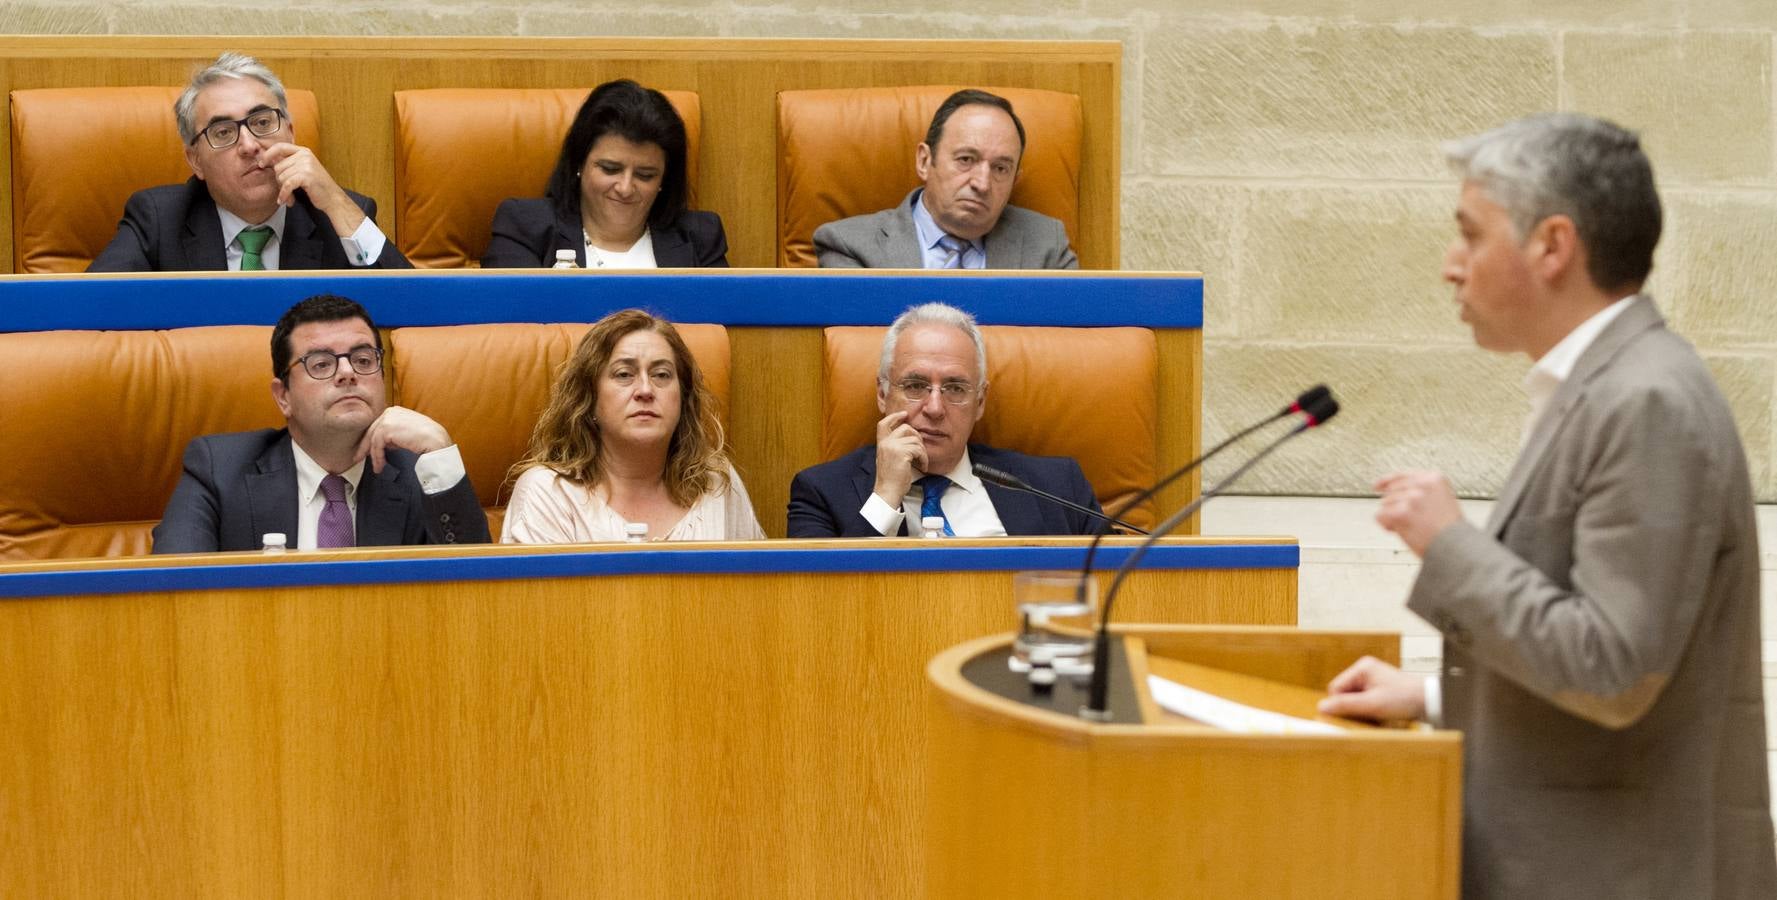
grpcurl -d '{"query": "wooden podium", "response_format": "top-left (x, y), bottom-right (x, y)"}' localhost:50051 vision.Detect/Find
top-left (926, 625), bottom-right (1462, 899)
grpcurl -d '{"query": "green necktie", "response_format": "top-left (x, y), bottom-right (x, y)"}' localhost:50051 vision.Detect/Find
top-left (238, 225), bottom-right (273, 271)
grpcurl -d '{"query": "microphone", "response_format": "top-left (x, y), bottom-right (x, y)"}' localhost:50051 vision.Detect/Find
top-left (1080, 389), bottom-right (1342, 719)
top-left (973, 463), bottom-right (1150, 535)
top-left (1075, 384), bottom-right (1333, 587)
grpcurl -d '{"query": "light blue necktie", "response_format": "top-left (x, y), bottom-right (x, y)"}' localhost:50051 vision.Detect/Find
top-left (936, 234), bottom-right (967, 269)
top-left (918, 475), bottom-right (955, 536)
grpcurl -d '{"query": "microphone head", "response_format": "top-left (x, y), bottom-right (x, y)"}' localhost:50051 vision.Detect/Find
top-left (1286, 383), bottom-right (1332, 416)
top-left (1303, 390), bottom-right (1341, 426)
top-left (972, 463), bottom-right (1022, 488)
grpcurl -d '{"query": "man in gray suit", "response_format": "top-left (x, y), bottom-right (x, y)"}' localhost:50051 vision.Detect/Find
top-left (1319, 114), bottom-right (1777, 897)
top-left (152, 294), bottom-right (488, 553)
top-left (813, 89), bottom-right (1078, 270)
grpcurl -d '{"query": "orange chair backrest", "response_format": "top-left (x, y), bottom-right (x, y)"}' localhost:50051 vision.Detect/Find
top-left (10, 86), bottom-right (321, 273)
top-left (0, 326), bottom-right (283, 558)
top-left (393, 88), bottom-right (703, 269)
top-left (820, 324), bottom-right (1156, 527)
top-left (776, 85), bottom-right (1082, 268)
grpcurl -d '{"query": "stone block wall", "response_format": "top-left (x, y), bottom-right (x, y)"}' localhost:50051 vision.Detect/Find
top-left (11, 0), bottom-right (1777, 500)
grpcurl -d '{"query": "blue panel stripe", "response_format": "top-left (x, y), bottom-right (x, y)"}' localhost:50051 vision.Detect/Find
top-left (0, 543), bottom-right (1294, 600)
top-left (0, 271), bottom-right (1202, 331)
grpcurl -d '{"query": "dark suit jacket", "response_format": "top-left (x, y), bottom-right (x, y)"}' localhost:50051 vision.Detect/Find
top-left (87, 177), bottom-right (412, 272)
top-left (151, 429), bottom-right (490, 554)
top-left (1408, 297), bottom-right (1776, 899)
top-left (481, 198), bottom-right (730, 268)
top-left (786, 443), bottom-right (1099, 538)
top-left (812, 188), bottom-right (1078, 270)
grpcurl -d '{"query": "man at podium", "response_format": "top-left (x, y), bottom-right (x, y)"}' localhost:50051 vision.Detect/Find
top-left (1320, 114), bottom-right (1777, 898)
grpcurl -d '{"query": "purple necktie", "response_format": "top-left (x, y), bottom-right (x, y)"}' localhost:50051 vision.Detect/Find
top-left (317, 474), bottom-right (355, 548)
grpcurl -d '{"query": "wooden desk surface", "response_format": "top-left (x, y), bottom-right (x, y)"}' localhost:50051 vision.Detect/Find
top-left (0, 537), bottom-right (1294, 898)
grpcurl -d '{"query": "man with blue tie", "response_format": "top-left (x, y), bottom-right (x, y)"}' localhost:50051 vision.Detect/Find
top-left (152, 295), bottom-right (488, 553)
top-left (812, 89), bottom-right (1079, 270)
top-left (787, 302), bottom-right (1100, 537)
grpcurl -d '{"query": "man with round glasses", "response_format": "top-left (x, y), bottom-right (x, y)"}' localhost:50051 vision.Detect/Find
top-left (153, 295), bottom-right (488, 553)
top-left (89, 52), bottom-right (411, 272)
top-left (787, 302), bottom-right (1100, 537)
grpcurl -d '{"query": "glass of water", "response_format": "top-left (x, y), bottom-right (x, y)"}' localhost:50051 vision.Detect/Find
top-left (1011, 571), bottom-right (1097, 673)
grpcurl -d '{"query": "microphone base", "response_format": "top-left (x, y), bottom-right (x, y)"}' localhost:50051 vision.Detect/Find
top-left (959, 637), bottom-right (1140, 724)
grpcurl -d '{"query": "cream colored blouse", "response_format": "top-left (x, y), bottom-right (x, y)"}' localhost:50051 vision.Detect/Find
top-left (500, 463), bottom-right (766, 544)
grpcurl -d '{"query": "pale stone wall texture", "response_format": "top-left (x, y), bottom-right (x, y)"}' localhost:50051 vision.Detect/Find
top-left (12, 0), bottom-right (1777, 499)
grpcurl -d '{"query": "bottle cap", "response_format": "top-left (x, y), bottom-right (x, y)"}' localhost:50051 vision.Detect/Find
top-left (624, 522), bottom-right (648, 539)
top-left (921, 516), bottom-right (946, 533)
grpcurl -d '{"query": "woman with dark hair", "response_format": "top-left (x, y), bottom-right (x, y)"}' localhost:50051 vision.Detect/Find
top-left (502, 309), bottom-right (763, 543)
top-left (482, 80), bottom-right (729, 268)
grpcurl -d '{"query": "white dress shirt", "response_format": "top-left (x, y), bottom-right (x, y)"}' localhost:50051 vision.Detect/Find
top-left (217, 204), bottom-right (389, 270)
top-left (858, 448), bottom-right (1007, 537)
top-left (288, 440), bottom-right (466, 550)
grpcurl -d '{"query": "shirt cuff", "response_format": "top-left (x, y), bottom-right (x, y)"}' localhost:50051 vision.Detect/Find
top-left (341, 216), bottom-right (389, 267)
top-left (1423, 674), bottom-right (1441, 727)
top-left (859, 491), bottom-right (903, 537)
top-left (414, 444), bottom-right (466, 495)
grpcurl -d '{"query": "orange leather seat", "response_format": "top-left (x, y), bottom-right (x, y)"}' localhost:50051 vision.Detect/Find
top-left (0, 322), bottom-right (730, 559)
top-left (393, 88), bottom-right (703, 269)
top-left (0, 326), bottom-right (282, 558)
top-left (386, 322), bottom-right (730, 537)
top-left (820, 325), bottom-right (1156, 528)
top-left (9, 86), bottom-right (321, 273)
top-left (776, 85), bottom-right (1082, 268)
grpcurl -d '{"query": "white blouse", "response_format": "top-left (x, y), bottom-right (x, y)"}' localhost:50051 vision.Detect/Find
top-left (501, 463), bottom-right (766, 544)
top-left (583, 229), bottom-right (657, 268)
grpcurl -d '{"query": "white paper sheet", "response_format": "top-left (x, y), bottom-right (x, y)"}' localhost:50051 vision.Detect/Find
top-left (1147, 674), bottom-right (1344, 735)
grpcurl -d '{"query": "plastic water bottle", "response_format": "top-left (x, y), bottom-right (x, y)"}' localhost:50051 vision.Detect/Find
top-left (261, 532), bottom-right (287, 554)
top-left (920, 516), bottom-right (947, 539)
top-left (624, 522), bottom-right (648, 543)
top-left (552, 249), bottom-right (578, 269)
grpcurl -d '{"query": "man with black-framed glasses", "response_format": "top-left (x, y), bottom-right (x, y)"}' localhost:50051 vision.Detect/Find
top-left (787, 301), bottom-right (1100, 537)
top-left (89, 51), bottom-right (412, 272)
top-left (153, 295), bottom-right (487, 553)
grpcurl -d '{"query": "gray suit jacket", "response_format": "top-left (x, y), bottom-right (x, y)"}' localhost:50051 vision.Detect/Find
top-left (812, 189), bottom-right (1078, 269)
top-left (1409, 296), bottom-right (1776, 899)
top-left (151, 429), bottom-right (489, 554)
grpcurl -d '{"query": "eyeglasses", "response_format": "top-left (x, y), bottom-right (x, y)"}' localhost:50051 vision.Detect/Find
top-left (287, 345), bottom-right (382, 380)
top-left (893, 378), bottom-right (978, 406)
top-left (192, 108), bottom-right (286, 150)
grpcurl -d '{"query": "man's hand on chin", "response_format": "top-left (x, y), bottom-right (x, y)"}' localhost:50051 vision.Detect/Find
top-left (357, 406), bottom-right (452, 474)
top-left (872, 409), bottom-right (927, 505)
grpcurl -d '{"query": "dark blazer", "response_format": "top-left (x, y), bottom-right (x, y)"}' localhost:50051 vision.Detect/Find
top-left (813, 188), bottom-right (1078, 270)
top-left (1408, 297), bottom-right (1776, 899)
top-left (786, 443), bottom-right (1099, 538)
top-left (87, 177), bottom-right (412, 272)
top-left (151, 428), bottom-right (490, 554)
top-left (481, 197), bottom-right (730, 268)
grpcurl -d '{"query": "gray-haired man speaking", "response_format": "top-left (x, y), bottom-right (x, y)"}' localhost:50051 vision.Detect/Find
top-left (1321, 114), bottom-right (1776, 898)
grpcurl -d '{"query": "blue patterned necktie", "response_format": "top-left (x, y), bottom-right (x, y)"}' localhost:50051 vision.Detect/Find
top-left (918, 475), bottom-right (955, 536)
top-left (316, 474), bottom-right (355, 548)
